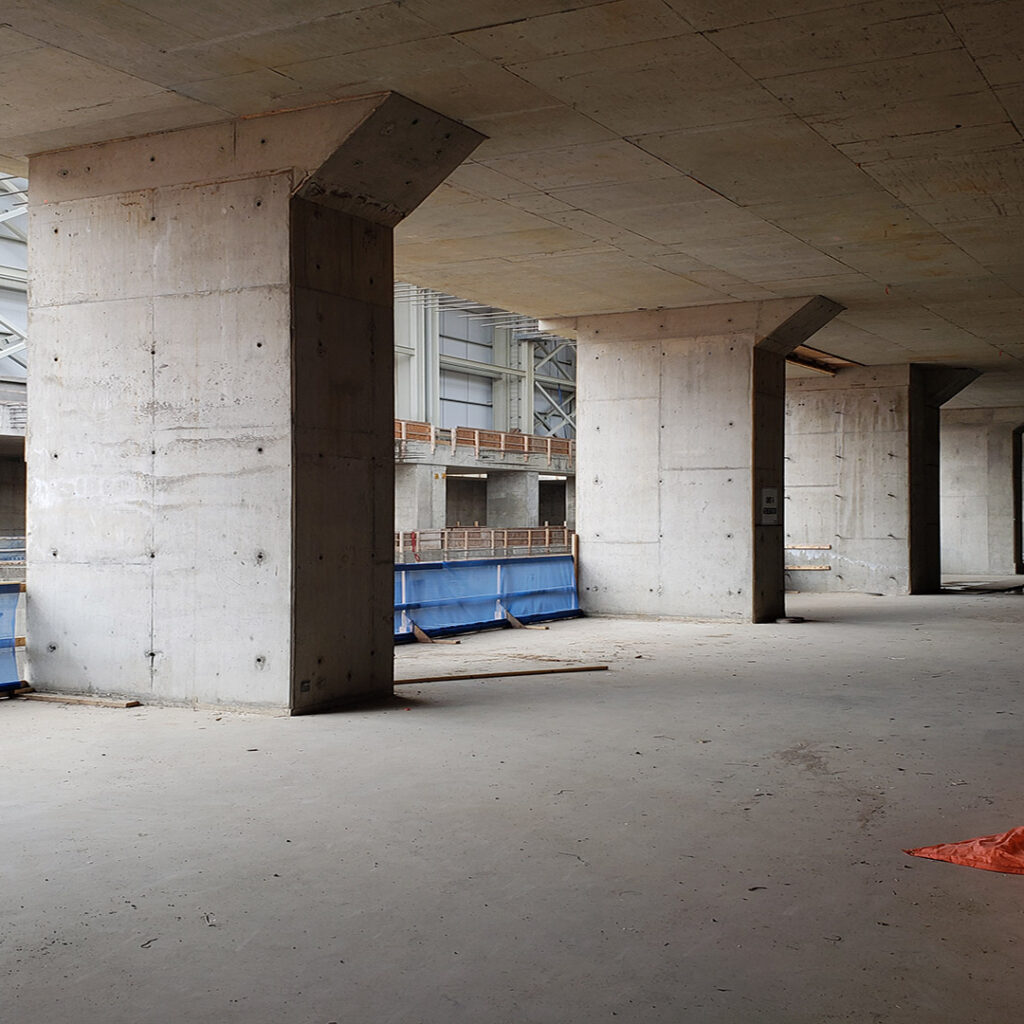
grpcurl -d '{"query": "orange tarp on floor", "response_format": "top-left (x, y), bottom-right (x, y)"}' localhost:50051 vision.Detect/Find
top-left (905, 826), bottom-right (1024, 874)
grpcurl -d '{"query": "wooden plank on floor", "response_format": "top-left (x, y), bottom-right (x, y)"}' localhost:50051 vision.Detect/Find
top-left (20, 692), bottom-right (143, 708)
top-left (396, 664), bottom-right (608, 684)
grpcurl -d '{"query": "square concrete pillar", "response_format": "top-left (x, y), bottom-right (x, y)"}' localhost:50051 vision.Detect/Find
top-left (395, 463), bottom-right (447, 532)
top-left (940, 407), bottom-right (1024, 574)
top-left (786, 365), bottom-right (979, 595)
top-left (545, 297), bottom-right (841, 622)
top-left (486, 471), bottom-right (539, 527)
top-left (27, 94), bottom-right (481, 712)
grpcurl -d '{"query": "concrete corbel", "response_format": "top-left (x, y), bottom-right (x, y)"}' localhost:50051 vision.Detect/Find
top-left (294, 92), bottom-right (485, 226)
top-left (754, 296), bottom-right (846, 356)
top-left (914, 365), bottom-right (982, 407)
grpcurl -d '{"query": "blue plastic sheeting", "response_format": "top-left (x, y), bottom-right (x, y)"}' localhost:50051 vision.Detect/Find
top-left (395, 555), bottom-right (579, 641)
top-left (0, 583), bottom-right (20, 692)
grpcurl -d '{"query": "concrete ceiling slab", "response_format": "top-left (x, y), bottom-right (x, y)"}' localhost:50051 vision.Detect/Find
top-left (178, 5), bottom-right (438, 69)
top-left (459, 106), bottom-right (616, 159)
top-left (476, 139), bottom-right (674, 191)
top-left (511, 35), bottom-right (786, 136)
top-left (710, 2), bottom-right (961, 79)
top-left (2, 0), bottom-right (1023, 406)
top-left (808, 87), bottom-right (1007, 146)
top-left (106, 0), bottom-right (379, 40)
top-left (454, 0), bottom-right (691, 63)
top-left (663, 0), bottom-right (855, 32)
top-left (400, 0), bottom-right (612, 33)
top-left (635, 116), bottom-right (879, 205)
top-left (764, 49), bottom-right (990, 120)
top-left (945, 0), bottom-right (1024, 87)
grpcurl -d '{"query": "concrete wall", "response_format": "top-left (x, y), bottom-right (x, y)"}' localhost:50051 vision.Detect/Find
top-left (395, 463), bottom-right (447, 532)
top-left (486, 471), bottom-right (539, 527)
top-left (576, 333), bottom-right (757, 618)
top-left (395, 437), bottom-right (574, 475)
top-left (786, 365), bottom-right (975, 594)
top-left (787, 367), bottom-right (912, 593)
top-left (395, 439), bottom-right (573, 532)
top-left (447, 478), bottom-right (486, 526)
top-left (940, 407), bottom-right (1024, 574)
top-left (29, 170), bottom-right (297, 706)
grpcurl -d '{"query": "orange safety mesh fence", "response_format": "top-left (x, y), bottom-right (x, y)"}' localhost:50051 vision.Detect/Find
top-left (904, 825), bottom-right (1024, 875)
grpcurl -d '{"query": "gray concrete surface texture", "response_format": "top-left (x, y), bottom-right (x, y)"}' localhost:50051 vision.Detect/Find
top-left (548, 298), bottom-right (842, 622)
top-left (398, 436), bottom-right (575, 477)
top-left (1, 2), bottom-right (1021, 409)
top-left (6, 592), bottom-right (1024, 1024)
top-left (394, 462), bottom-right (448, 533)
top-left (941, 406), bottom-right (1024, 575)
top-left (444, 475), bottom-right (488, 527)
top-left (486, 469), bottom-right (540, 527)
top-left (5, 0), bottom-right (1024, 699)
top-left (394, 438), bottom-right (573, 531)
top-left (27, 94), bottom-right (482, 712)
top-left (787, 365), bottom-right (979, 594)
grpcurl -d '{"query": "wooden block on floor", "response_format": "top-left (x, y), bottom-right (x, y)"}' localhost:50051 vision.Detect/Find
top-left (20, 692), bottom-right (143, 709)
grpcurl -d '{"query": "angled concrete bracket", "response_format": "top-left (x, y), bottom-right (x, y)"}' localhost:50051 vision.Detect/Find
top-left (754, 296), bottom-right (846, 355)
top-left (915, 365), bottom-right (982, 407)
top-left (295, 92), bottom-right (484, 226)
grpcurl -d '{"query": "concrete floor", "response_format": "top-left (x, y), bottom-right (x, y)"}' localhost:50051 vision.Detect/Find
top-left (4, 589), bottom-right (1024, 1023)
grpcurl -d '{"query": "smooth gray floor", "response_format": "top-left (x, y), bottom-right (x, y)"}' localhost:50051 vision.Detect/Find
top-left (4, 589), bottom-right (1024, 1023)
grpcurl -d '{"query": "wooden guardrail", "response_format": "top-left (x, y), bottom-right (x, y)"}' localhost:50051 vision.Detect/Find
top-left (396, 526), bottom-right (573, 562)
top-left (395, 419), bottom-right (574, 467)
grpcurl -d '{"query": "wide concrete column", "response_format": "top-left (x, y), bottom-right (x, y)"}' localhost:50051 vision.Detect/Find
top-left (786, 365), bottom-right (979, 595)
top-left (28, 94), bottom-right (481, 712)
top-left (940, 407), bottom-right (1024, 574)
top-left (395, 463), bottom-right (447, 532)
top-left (486, 471), bottom-right (539, 527)
top-left (545, 297), bottom-right (841, 622)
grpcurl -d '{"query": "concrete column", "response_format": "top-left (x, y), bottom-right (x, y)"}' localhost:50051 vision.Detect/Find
top-left (566, 475), bottom-right (577, 531)
top-left (545, 297), bottom-right (842, 622)
top-left (395, 463), bottom-right (447, 532)
top-left (28, 94), bottom-right (481, 712)
top-left (786, 365), bottom-right (978, 595)
top-left (940, 407), bottom-right (1024, 574)
top-left (486, 471), bottom-right (539, 527)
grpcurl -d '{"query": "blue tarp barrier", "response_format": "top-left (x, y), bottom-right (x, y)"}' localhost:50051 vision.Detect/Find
top-left (395, 555), bottom-right (580, 641)
top-left (0, 583), bottom-right (21, 693)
